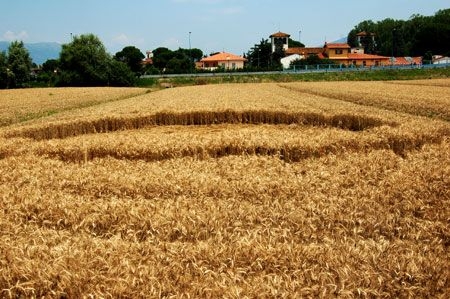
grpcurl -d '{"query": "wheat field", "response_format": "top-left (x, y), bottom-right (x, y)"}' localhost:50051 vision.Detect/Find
top-left (0, 80), bottom-right (449, 298)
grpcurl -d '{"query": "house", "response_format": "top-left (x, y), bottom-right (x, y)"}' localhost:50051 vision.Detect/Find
top-left (199, 52), bottom-right (247, 71)
top-left (324, 42), bottom-right (390, 67)
top-left (142, 51), bottom-right (153, 65)
top-left (390, 56), bottom-right (422, 66)
top-left (323, 43), bottom-right (351, 59)
top-left (345, 53), bottom-right (391, 67)
top-left (282, 47), bottom-right (326, 68)
top-left (271, 31), bottom-right (390, 68)
top-left (433, 55), bottom-right (450, 64)
top-left (286, 47), bottom-right (324, 57)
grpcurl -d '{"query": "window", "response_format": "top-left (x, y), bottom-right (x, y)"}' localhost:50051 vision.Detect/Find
top-left (363, 61), bottom-right (367, 66)
top-left (232, 63), bottom-right (236, 69)
top-left (336, 49), bottom-right (343, 54)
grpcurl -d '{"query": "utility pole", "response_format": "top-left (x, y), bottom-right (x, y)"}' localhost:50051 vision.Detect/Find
top-left (189, 31), bottom-right (192, 73)
top-left (391, 28), bottom-right (397, 64)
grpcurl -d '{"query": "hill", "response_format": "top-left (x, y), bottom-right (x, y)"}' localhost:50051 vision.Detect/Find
top-left (0, 41), bottom-right (61, 65)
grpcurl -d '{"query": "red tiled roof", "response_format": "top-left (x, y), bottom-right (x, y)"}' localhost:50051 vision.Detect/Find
top-left (391, 57), bottom-right (422, 65)
top-left (200, 52), bottom-right (247, 62)
top-left (286, 47), bottom-right (323, 55)
top-left (270, 31), bottom-right (291, 38)
top-left (347, 53), bottom-right (389, 60)
top-left (325, 43), bottom-right (351, 49)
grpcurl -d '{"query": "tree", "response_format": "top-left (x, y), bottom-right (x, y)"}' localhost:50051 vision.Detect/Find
top-left (42, 59), bottom-right (60, 73)
top-left (107, 59), bottom-right (136, 86)
top-left (0, 51), bottom-right (8, 89)
top-left (189, 48), bottom-right (203, 62)
top-left (59, 34), bottom-right (110, 86)
top-left (151, 47), bottom-right (198, 74)
top-left (152, 47), bottom-right (173, 72)
top-left (58, 34), bottom-right (135, 86)
top-left (347, 20), bottom-right (377, 54)
top-left (290, 54), bottom-right (335, 68)
top-left (246, 39), bottom-right (273, 70)
top-left (288, 38), bottom-right (305, 48)
top-left (7, 41), bottom-right (33, 87)
top-left (347, 9), bottom-right (450, 57)
top-left (37, 59), bottom-right (60, 86)
top-left (114, 46), bottom-right (145, 76)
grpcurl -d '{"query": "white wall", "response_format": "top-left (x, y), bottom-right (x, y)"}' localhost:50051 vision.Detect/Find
top-left (281, 54), bottom-right (303, 69)
top-left (434, 57), bottom-right (450, 64)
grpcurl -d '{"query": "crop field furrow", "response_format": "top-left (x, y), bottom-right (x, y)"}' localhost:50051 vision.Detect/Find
top-left (31, 127), bottom-right (450, 162)
top-left (0, 80), bottom-right (449, 297)
top-left (4, 110), bottom-right (389, 141)
top-left (279, 81), bottom-right (450, 121)
top-left (0, 87), bottom-right (149, 127)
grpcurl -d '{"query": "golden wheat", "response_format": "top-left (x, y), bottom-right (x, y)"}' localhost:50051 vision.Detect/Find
top-left (0, 87), bottom-right (148, 127)
top-left (279, 80), bottom-right (450, 121)
top-left (0, 80), bottom-right (449, 298)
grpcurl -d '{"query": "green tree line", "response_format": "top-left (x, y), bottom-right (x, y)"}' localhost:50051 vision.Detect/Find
top-left (348, 8), bottom-right (450, 60)
top-left (0, 33), bottom-right (205, 88)
top-left (0, 41), bottom-right (33, 88)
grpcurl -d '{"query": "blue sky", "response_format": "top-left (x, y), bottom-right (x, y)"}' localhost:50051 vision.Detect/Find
top-left (1, 0), bottom-right (448, 55)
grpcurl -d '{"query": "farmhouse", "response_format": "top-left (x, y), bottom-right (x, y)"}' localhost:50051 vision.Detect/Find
top-left (199, 52), bottom-right (247, 71)
top-left (324, 42), bottom-right (390, 67)
top-left (273, 31), bottom-right (397, 68)
top-left (433, 55), bottom-right (450, 64)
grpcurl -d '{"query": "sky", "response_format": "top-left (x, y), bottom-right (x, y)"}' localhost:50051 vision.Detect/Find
top-left (1, 0), bottom-right (448, 56)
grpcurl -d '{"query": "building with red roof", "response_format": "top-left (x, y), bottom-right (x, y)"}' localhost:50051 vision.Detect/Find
top-left (274, 30), bottom-right (426, 69)
top-left (199, 52), bottom-right (247, 71)
top-left (390, 57), bottom-right (422, 66)
top-left (286, 47), bottom-right (324, 57)
top-left (324, 43), bottom-right (390, 67)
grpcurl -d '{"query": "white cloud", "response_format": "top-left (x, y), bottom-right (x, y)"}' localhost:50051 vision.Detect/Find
top-left (161, 37), bottom-right (181, 49)
top-left (113, 33), bottom-right (131, 45)
top-left (3, 30), bottom-right (29, 41)
top-left (112, 33), bottom-right (145, 46)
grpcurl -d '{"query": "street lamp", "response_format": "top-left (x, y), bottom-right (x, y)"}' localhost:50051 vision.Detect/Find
top-left (189, 32), bottom-right (192, 53)
top-left (189, 31), bottom-right (192, 72)
top-left (391, 28), bottom-right (397, 63)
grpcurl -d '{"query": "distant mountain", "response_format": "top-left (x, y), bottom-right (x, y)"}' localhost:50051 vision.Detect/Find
top-left (0, 41), bottom-right (61, 65)
top-left (332, 37), bottom-right (348, 44)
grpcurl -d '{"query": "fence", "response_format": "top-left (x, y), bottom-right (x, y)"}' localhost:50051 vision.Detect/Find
top-left (141, 62), bottom-right (450, 79)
